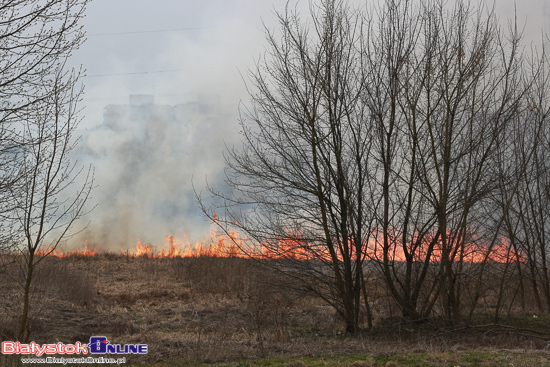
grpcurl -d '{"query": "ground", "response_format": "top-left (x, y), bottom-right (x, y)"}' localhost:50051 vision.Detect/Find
top-left (0, 254), bottom-right (549, 366)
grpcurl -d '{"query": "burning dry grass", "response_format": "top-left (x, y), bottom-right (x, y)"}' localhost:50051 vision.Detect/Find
top-left (0, 253), bottom-right (549, 365)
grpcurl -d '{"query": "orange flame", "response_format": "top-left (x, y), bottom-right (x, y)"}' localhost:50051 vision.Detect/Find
top-left (121, 222), bottom-right (248, 259)
top-left (33, 217), bottom-right (523, 264)
top-left (36, 240), bottom-right (98, 257)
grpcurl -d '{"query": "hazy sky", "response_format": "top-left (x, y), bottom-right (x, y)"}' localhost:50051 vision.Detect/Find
top-left (66, 0), bottom-right (549, 249)
top-left (73, 0), bottom-right (307, 122)
top-left (72, 0), bottom-right (549, 126)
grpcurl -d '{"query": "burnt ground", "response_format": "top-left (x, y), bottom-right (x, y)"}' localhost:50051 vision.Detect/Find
top-left (0, 254), bottom-right (549, 365)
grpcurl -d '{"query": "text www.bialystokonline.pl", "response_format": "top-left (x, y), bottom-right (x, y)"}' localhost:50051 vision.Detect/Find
top-left (21, 356), bottom-right (126, 364)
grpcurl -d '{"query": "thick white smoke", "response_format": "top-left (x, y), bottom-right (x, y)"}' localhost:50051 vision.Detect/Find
top-left (71, 94), bottom-right (235, 250)
top-left (63, 0), bottom-right (545, 251)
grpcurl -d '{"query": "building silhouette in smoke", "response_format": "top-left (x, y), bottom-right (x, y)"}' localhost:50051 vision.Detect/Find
top-left (99, 93), bottom-right (220, 153)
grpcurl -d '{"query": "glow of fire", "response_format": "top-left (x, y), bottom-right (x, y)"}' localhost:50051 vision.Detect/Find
top-left (35, 217), bottom-right (522, 264)
top-left (36, 240), bottom-right (98, 257)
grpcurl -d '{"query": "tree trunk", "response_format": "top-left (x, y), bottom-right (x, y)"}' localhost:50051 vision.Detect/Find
top-left (18, 252), bottom-right (34, 342)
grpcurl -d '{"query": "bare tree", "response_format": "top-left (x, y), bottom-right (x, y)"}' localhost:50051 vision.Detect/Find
top-left (359, 0), bottom-right (442, 321)
top-left (201, 0), bottom-right (550, 333)
top-left (201, 0), bottom-right (374, 334)
top-left (14, 66), bottom-right (93, 341)
top-left (0, 0), bottom-right (92, 341)
top-left (493, 67), bottom-right (550, 316)
top-left (360, 0), bottom-right (550, 324)
top-left (0, 0), bottom-right (89, 253)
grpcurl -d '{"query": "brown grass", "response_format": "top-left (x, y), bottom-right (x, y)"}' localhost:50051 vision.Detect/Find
top-left (0, 254), bottom-right (548, 365)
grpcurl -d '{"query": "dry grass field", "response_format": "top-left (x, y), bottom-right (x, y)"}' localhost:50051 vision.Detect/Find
top-left (1, 254), bottom-right (550, 366)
